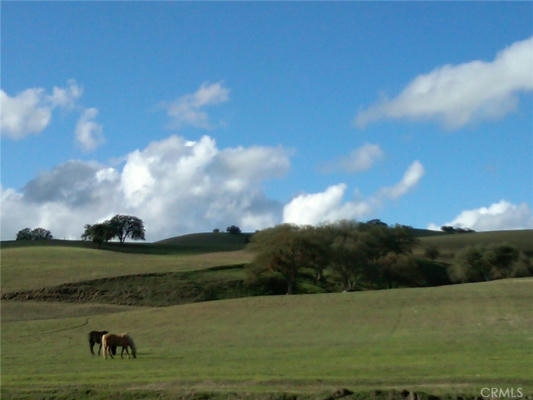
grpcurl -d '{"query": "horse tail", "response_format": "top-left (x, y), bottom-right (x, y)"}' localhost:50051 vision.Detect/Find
top-left (128, 335), bottom-right (137, 358)
top-left (101, 334), bottom-right (108, 359)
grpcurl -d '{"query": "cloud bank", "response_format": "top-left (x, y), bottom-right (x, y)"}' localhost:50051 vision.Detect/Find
top-left (1, 135), bottom-right (289, 241)
top-left (283, 160), bottom-right (425, 226)
top-left (163, 81), bottom-right (230, 130)
top-left (355, 36), bottom-right (533, 129)
top-left (428, 200), bottom-right (533, 232)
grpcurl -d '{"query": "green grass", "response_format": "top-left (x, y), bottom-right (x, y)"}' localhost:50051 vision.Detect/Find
top-left (2, 265), bottom-right (255, 306)
top-left (156, 232), bottom-right (253, 251)
top-left (0, 246), bottom-right (253, 292)
top-left (2, 230), bottom-right (533, 399)
top-left (1, 300), bottom-right (140, 323)
top-left (2, 278), bottom-right (533, 398)
top-left (417, 230), bottom-right (533, 257)
top-left (1, 232), bottom-right (251, 254)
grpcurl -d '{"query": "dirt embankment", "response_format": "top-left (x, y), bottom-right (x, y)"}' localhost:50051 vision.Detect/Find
top-left (1, 266), bottom-right (253, 307)
top-left (2, 388), bottom-right (530, 400)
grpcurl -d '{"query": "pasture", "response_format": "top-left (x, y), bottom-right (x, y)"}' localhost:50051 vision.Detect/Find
top-left (0, 245), bottom-right (252, 293)
top-left (1, 230), bottom-right (533, 399)
top-left (2, 279), bottom-right (533, 399)
top-left (417, 230), bottom-right (533, 259)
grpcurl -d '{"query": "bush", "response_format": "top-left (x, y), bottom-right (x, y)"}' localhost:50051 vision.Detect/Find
top-left (448, 244), bottom-right (531, 283)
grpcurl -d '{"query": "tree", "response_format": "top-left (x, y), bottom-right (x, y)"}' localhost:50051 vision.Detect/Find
top-left (31, 227), bottom-right (53, 240)
top-left (16, 227), bottom-right (53, 240)
top-left (81, 223), bottom-right (115, 246)
top-left (109, 215), bottom-right (145, 244)
top-left (298, 225), bottom-right (331, 283)
top-left (248, 224), bottom-right (305, 294)
top-left (226, 225), bottom-right (241, 234)
top-left (448, 244), bottom-right (533, 283)
top-left (441, 226), bottom-right (475, 234)
top-left (329, 230), bottom-right (370, 291)
top-left (449, 246), bottom-right (491, 283)
top-left (375, 252), bottom-right (418, 289)
top-left (483, 244), bottom-right (519, 278)
top-left (16, 228), bottom-right (32, 241)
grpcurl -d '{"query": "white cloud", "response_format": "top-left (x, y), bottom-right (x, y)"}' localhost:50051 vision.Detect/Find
top-left (47, 79), bottom-right (83, 109)
top-left (0, 135), bottom-right (289, 241)
top-left (322, 143), bottom-right (384, 173)
top-left (355, 36), bottom-right (533, 129)
top-left (428, 200), bottom-right (533, 232)
top-left (1, 80), bottom-right (83, 139)
top-left (379, 160), bottom-right (425, 199)
top-left (0, 88), bottom-right (51, 139)
top-left (282, 184), bottom-right (372, 226)
top-left (164, 82), bottom-right (230, 130)
top-left (283, 160), bottom-right (424, 226)
top-left (75, 108), bottom-right (105, 152)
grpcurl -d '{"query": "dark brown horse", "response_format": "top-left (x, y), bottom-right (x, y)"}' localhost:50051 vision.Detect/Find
top-left (88, 330), bottom-right (116, 356)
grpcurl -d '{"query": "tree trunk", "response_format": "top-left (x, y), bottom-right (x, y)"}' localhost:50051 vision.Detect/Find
top-left (287, 280), bottom-right (293, 295)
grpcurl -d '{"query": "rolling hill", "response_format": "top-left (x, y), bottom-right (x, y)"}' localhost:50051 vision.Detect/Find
top-left (2, 229), bottom-right (533, 399)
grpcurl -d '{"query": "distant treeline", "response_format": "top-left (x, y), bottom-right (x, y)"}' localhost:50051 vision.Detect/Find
top-left (246, 221), bottom-right (532, 294)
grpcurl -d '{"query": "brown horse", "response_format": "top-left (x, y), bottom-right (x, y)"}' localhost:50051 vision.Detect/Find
top-left (101, 333), bottom-right (136, 359)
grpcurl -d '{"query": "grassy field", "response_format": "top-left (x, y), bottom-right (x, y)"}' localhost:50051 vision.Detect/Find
top-left (2, 230), bottom-right (533, 399)
top-left (0, 245), bottom-right (252, 293)
top-left (2, 278), bottom-right (532, 399)
top-left (417, 230), bottom-right (533, 258)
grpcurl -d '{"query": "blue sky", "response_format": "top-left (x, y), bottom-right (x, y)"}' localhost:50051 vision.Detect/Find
top-left (1, 2), bottom-right (532, 241)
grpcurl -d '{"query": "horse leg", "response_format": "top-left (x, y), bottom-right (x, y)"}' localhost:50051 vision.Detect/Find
top-left (89, 340), bottom-right (95, 355)
top-left (97, 342), bottom-right (102, 355)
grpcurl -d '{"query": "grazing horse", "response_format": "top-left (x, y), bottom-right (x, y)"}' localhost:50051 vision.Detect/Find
top-left (101, 333), bottom-right (136, 359)
top-left (88, 330), bottom-right (108, 355)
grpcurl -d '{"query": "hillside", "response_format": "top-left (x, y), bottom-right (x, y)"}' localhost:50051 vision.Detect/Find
top-left (0, 246), bottom-right (252, 293)
top-left (418, 229), bottom-right (533, 256)
top-left (2, 278), bottom-right (532, 399)
top-left (156, 231), bottom-right (253, 250)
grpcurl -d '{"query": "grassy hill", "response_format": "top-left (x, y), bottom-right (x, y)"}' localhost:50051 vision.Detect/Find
top-left (417, 229), bottom-right (533, 258)
top-left (0, 245), bottom-right (252, 293)
top-left (156, 231), bottom-right (253, 251)
top-left (2, 229), bottom-right (533, 399)
top-left (2, 278), bottom-right (532, 399)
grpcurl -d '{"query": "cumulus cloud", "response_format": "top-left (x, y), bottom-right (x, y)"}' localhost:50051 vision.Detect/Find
top-left (428, 200), bottom-right (533, 232)
top-left (75, 108), bottom-right (105, 152)
top-left (1, 80), bottom-right (83, 139)
top-left (355, 36), bottom-right (533, 129)
top-left (0, 135), bottom-right (289, 241)
top-left (163, 82), bottom-right (230, 130)
top-left (322, 143), bottom-right (384, 173)
top-left (282, 184), bottom-right (372, 226)
top-left (283, 160), bottom-right (424, 226)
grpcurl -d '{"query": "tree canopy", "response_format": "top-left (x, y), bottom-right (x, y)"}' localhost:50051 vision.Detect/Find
top-left (16, 227), bottom-right (53, 241)
top-left (247, 220), bottom-right (420, 294)
top-left (81, 214), bottom-right (145, 245)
